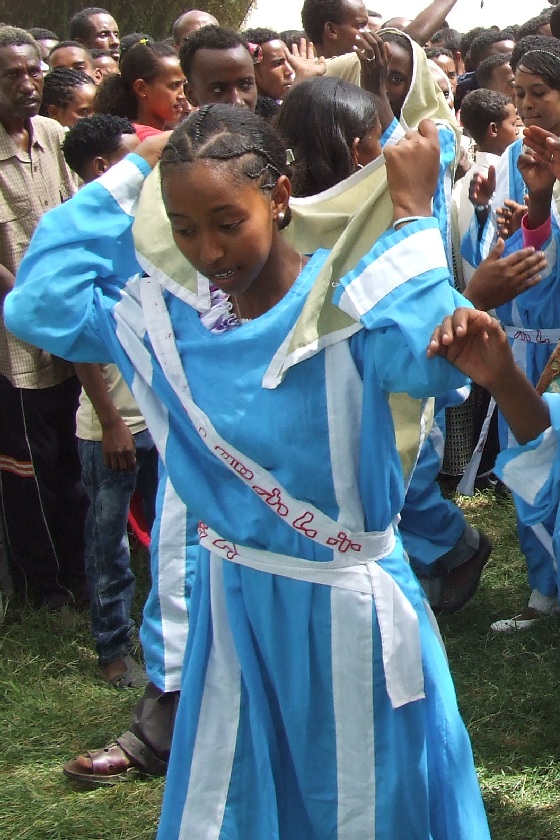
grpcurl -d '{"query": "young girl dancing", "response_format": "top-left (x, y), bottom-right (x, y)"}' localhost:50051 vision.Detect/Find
top-left (5, 106), bottom-right (490, 839)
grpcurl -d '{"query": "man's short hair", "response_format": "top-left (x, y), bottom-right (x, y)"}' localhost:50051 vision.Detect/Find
top-left (468, 29), bottom-right (516, 70)
top-left (460, 88), bottom-right (511, 145)
top-left (28, 28), bottom-right (59, 41)
top-left (301, 0), bottom-right (346, 45)
top-left (425, 46), bottom-right (454, 62)
top-left (0, 25), bottom-right (41, 60)
top-left (179, 25), bottom-right (249, 79)
top-left (62, 113), bottom-right (135, 178)
top-left (475, 53), bottom-right (511, 89)
top-left (48, 40), bottom-right (91, 59)
top-left (69, 7), bottom-right (111, 41)
top-left (242, 28), bottom-right (281, 46)
top-left (429, 28), bottom-right (462, 54)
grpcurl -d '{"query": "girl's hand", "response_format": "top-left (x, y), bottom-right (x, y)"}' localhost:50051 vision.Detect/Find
top-left (468, 166), bottom-right (496, 208)
top-left (522, 125), bottom-right (560, 179)
top-left (385, 119), bottom-right (440, 220)
top-left (427, 307), bottom-right (514, 389)
top-left (429, 308), bottom-right (551, 445)
top-left (463, 237), bottom-right (545, 310)
top-left (135, 131), bottom-right (173, 169)
top-left (517, 149), bottom-right (555, 198)
top-left (496, 198), bottom-right (527, 239)
top-left (354, 30), bottom-right (389, 96)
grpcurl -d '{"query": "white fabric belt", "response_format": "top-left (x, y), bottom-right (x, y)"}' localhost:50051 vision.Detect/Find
top-left (200, 524), bottom-right (425, 710)
top-left (503, 325), bottom-right (560, 345)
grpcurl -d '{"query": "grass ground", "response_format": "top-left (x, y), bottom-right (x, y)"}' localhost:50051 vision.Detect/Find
top-left (2, 489), bottom-right (560, 839)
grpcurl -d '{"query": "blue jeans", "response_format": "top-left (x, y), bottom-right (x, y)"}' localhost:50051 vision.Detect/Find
top-left (79, 429), bottom-right (158, 665)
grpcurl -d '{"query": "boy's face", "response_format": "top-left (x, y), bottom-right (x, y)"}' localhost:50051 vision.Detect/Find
top-left (185, 45), bottom-right (257, 111)
top-left (255, 40), bottom-right (294, 101)
top-left (494, 102), bottom-right (520, 154)
top-left (488, 63), bottom-right (515, 102)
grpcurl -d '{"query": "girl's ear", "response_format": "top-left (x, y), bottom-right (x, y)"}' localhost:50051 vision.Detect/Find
top-left (133, 77), bottom-right (147, 99)
top-left (47, 103), bottom-right (60, 120)
top-left (271, 174), bottom-right (291, 223)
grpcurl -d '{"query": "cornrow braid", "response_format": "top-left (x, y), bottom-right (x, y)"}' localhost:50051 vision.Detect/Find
top-left (39, 67), bottom-right (93, 114)
top-left (160, 104), bottom-right (287, 194)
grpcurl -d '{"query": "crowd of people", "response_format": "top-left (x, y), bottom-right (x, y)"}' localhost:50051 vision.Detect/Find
top-left (4, 0), bottom-right (560, 837)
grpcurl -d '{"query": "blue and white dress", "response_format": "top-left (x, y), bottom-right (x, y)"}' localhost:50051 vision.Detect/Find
top-left (5, 154), bottom-right (490, 840)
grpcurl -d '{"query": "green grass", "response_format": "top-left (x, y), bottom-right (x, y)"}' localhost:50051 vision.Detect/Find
top-left (2, 492), bottom-right (560, 839)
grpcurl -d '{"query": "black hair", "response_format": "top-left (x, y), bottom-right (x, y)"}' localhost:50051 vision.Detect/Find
top-left (301, 0), bottom-right (346, 45)
top-left (460, 27), bottom-right (485, 72)
top-left (429, 28), bottom-right (462, 54)
top-left (160, 103), bottom-right (288, 208)
top-left (90, 48), bottom-right (115, 60)
top-left (378, 28), bottom-right (413, 57)
top-left (425, 46), bottom-right (454, 62)
top-left (69, 7), bottom-right (111, 41)
top-left (39, 67), bottom-right (94, 115)
top-left (94, 39), bottom-right (176, 120)
top-left (468, 29), bottom-right (516, 71)
top-left (48, 39), bottom-right (91, 59)
top-left (179, 26), bottom-right (250, 79)
top-left (518, 9), bottom-right (553, 42)
top-left (475, 53), bottom-right (511, 89)
top-left (460, 88), bottom-right (511, 145)
top-left (367, 10), bottom-right (382, 18)
top-left (275, 75), bottom-right (378, 196)
top-left (280, 29), bottom-right (307, 48)
top-left (242, 27), bottom-right (281, 45)
top-left (119, 32), bottom-right (152, 62)
top-left (0, 25), bottom-right (41, 60)
top-left (62, 113), bottom-right (135, 177)
top-left (552, 5), bottom-right (560, 40)
top-left (255, 94), bottom-right (281, 121)
top-left (28, 27), bottom-right (58, 41)
top-left (510, 35), bottom-right (560, 90)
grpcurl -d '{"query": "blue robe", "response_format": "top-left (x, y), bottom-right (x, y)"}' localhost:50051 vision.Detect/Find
top-left (5, 154), bottom-right (490, 840)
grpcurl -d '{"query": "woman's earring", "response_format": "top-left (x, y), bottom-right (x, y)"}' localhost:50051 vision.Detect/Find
top-left (277, 211), bottom-right (285, 222)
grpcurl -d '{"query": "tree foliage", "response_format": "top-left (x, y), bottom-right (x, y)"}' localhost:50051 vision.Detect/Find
top-left (0, 1), bottom-right (256, 40)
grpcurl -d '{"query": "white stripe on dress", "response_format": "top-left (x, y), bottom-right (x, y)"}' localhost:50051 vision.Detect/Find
top-left (325, 341), bottom-right (376, 838)
top-left (158, 475), bottom-right (189, 692)
top-left (331, 587), bottom-right (376, 840)
top-left (98, 157), bottom-right (147, 217)
top-left (178, 557), bottom-right (241, 840)
top-left (336, 228), bottom-right (447, 321)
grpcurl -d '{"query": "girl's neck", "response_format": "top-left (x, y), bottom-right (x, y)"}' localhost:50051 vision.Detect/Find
top-left (135, 102), bottom-right (166, 131)
top-left (233, 240), bottom-right (307, 321)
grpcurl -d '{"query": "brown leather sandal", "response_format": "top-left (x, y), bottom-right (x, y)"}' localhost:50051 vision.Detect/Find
top-left (63, 742), bottom-right (140, 786)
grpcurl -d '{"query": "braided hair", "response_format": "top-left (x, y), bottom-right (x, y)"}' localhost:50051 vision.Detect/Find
top-left (39, 67), bottom-right (93, 114)
top-left (160, 104), bottom-right (288, 197)
top-left (511, 35), bottom-right (560, 90)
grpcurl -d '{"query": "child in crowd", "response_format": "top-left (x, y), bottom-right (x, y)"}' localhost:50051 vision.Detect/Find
top-left (62, 114), bottom-right (154, 689)
top-left (6, 105), bottom-right (490, 839)
top-left (39, 67), bottom-right (96, 128)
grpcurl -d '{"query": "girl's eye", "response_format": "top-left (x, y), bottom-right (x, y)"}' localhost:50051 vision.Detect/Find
top-left (220, 221), bottom-right (242, 232)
